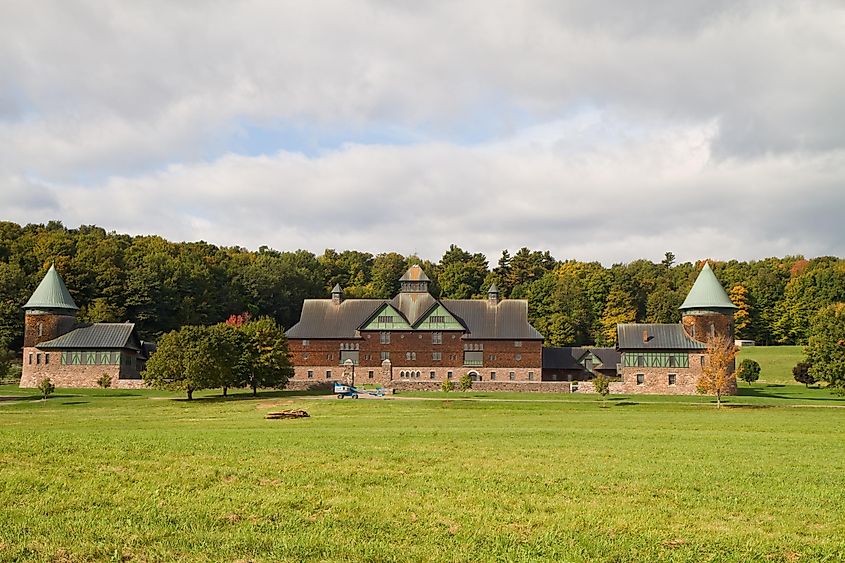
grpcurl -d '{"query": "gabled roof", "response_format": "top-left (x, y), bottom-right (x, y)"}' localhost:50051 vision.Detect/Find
top-left (590, 347), bottom-right (622, 370)
top-left (442, 299), bottom-right (544, 340)
top-left (399, 265), bottom-right (430, 282)
top-left (391, 291), bottom-right (437, 326)
top-left (23, 264), bottom-right (78, 311)
top-left (36, 323), bottom-right (142, 351)
top-left (285, 299), bottom-right (383, 339)
top-left (617, 323), bottom-right (706, 350)
top-left (542, 347), bottom-right (589, 370)
top-left (679, 262), bottom-right (737, 311)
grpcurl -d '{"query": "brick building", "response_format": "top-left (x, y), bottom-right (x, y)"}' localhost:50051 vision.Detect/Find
top-left (615, 262), bottom-right (738, 395)
top-left (285, 265), bottom-right (548, 390)
top-left (19, 265), bottom-right (152, 389)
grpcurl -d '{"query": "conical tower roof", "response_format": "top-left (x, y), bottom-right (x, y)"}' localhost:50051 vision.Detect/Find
top-left (23, 264), bottom-right (78, 311)
top-left (331, 283), bottom-right (343, 293)
top-left (399, 264), bottom-right (430, 282)
top-left (679, 262), bottom-right (737, 311)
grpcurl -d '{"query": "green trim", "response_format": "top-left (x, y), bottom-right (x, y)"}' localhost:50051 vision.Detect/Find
top-left (360, 304), bottom-right (412, 331)
top-left (414, 304), bottom-right (464, 331)
top-left (623, 352), bottom-right (690, 368)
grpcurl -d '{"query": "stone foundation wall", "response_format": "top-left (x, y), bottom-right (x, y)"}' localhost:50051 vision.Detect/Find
top-left (20, 347), bottom-right (142, 389)
top-left (572, 381), bottom-right (626, 394)
top-left (389, 381), bottom-right (571, 393)
top-left (290, 364), bottom-right (543, 386)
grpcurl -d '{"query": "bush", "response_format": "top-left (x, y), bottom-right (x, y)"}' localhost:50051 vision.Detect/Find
top-left (793, 361), bottom-right (815, 387)
top-left (458, 373), bottom-right (473, 392)
top-left (97, 373), bottom-right (113, 388)
top-left (37, 377), bottom-right (55, 400)
top-left (441, 379), bottom-right (454, 392)
top-left (593, 373), bottom-right (610, 398)
top-left (737, 359), bottom-right (761, 385)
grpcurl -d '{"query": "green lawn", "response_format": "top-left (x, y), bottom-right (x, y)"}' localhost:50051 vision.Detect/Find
top-left (1, 385), bottom-right (844, 562)
top-left (737, 346), bottom-right (804, 384)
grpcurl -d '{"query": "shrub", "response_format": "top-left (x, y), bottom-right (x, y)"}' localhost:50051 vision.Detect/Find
top-left (37, 377), bottom-right (55, 400)
top-left (793, 361), bottom-right (815, 387)
top-left (737, 359), bottom-right (761, 385)
top-left (458, 373), bottom-right (473, 392)
top-left (593, 373), bottom-right (610, 398)
top-left (441, 379), bottom-right (454, 392)
top-left (97, 373), bottom-right (113, 388)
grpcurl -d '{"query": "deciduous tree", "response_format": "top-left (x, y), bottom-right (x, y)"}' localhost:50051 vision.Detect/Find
top-left (792, 361), bottom-right (815, 387)
top-left (737, 359), bottom-right (761, 385)
top-left (805, 303), bottom-right (845, 394)
top-left (697, 333), bottom-right (738, 407)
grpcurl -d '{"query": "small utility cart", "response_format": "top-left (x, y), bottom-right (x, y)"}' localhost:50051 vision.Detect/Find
top-left (333, 383), bottom-right (387, 399)
top-left (333, 383), bottom-right (358, 399)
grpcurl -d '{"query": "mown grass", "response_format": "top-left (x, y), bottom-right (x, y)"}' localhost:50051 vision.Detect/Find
top-left (738, 346), bottom-right (804, 384)
top-left (1, 385), bottom-right (844, 562)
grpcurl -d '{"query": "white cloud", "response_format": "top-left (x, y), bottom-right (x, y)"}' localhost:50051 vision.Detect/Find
top-left (1, 1), bottom-right (844, 263)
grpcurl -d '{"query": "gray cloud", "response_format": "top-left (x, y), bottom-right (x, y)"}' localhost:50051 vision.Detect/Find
top-left (0, 1), bottom-right (843, 263)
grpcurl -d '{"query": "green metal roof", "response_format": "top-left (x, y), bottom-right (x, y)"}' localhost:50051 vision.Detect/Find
top-left (36, 323), bottom-right (141, 351)
top-left (23, 264), bottom-right (78, 311)
top-left (679, 263), bottom-right (737, 311)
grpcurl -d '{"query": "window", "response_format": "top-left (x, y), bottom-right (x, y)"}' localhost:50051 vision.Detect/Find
top-left (381, 352), bottom-right (390, 361)
top-left (447, 371), bottom-right (453, 379)
top-left (464, 342), bottom-right (483, 351)
top-left (368, 370), bottom-right (374, 379)
top-left (637, 355), bottom-right (644, 367)
top-left (509, 371), bottom-right (515, 380)
top-left (45, 353), bottom-right (50, 365)
top-left (710, 323), bottom-right (716, 337)
top-left (489, 354), bottom-right (496, 361)
top-left (514, 340), bottom-right (522, 347)
top-left (38, 322), bottom-right (43, 337)
top-left (432, 332), bottom-right (442, 344)
top-left (302, 339), bottom-right (309, 347)
top-left (307, 370), bottom-right (314, 379)
top-left (528, 371), bottom-right (534, 381)
top-left (514, 353), bottom-right (522, 361)
top-left (431, 316), bottom-right (446, 324)
top-left (668, 355), bottom-right (677, 368)
top-left (668, 374), bottom-right (677, 386)
top-left (325, 370), bottom-right (332, 379)
top-left (405, 351), bottom-right (416, 361)
top-left (463, 351), bottom-right (483, 366)
top-left (303, 353), bottom-right (309, 360)
top-left (36, 353), bottom-right (41, 365)
top-left (636, 374), bottom-right (644, 385)
top-left (432, 352), bottom-right (442, 361)
top-left (700, 355), bottom-right (706, 368)
top-left (340, 350), bottom-right (359, 365)
top-left (380, 332), bottom-right (390, 344)
top-left (490, 371), bottom-right (497, 380)
top-left (28, 353), bottom-right (32, 365)
top-left (430, 371), bottom-right (436, 379)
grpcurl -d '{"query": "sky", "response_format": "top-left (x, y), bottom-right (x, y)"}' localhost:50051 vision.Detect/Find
top-left (1, 0), bottom-right (844, 265)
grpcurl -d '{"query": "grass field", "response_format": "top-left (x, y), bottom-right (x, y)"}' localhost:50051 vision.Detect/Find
top-left (1, 385), bottom-right (844, 562)
top-left (737, 346), bottom-right (804, 384)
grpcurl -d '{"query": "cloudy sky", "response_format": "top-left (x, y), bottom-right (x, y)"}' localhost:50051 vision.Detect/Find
top-left (2, 1), bottom-right (844, 264)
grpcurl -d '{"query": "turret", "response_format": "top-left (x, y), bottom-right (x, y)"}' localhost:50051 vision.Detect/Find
top-left (22, 264), bottom-right (79, 347)
top-left (487, 283), bottom-right (500, 305)
top-left (399, 265), bottom-right (430, 293)
top-left (331, 283), bottom-right (344, 305)
top-left (679, 262), bottom-right (737, 343)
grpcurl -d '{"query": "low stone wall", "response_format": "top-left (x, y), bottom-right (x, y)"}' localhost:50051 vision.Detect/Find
top-left (284, 381), bottom-right (334, 392)
top-left (389, 381), bottom-right (571, 393)
top-left (572, 381), bottom-right (626, 394)
top-left (113, 379), bottom-right (148, 390)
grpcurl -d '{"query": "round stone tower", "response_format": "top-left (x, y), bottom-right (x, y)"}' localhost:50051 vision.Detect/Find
top-left (679, 262), bottom-right (738, 343)
top-left (22, 264), bottom-right (79, 348)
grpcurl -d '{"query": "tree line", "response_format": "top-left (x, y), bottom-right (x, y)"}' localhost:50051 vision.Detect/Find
top-left (2, 221), bottom-right (845, 352)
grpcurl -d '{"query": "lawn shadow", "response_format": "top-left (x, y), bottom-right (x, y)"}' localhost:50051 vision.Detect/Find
top-left (737, 385), bottom-right (845, 402)
top-left (174, 389), bottom-right (333, 403)
top-left (61, 401), bottom-right (89, 406)
top-left (0, 395), bottom-right (42, 403)
top-left (613, 401), bottom-right (638, 407)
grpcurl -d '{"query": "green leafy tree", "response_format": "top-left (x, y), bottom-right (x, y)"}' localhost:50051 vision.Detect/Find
top-left (729, 284), bottom-right (753, 340)
top-left (436, 245), bottom-right (488, 299)
top-left (441, 379), bottom-right (454, 392)
top-left (96, 373), bottom-right (113, 388)
top-left (458, 373), bottom-right (473, 392)
top-left (793, 361), bottom-right (815, 387)
top-left (239, 317), bottom-right (293, 395)
top-left (144, 325), bottom-right (223, 400)
top-left (37, 377), bottom-right (55, 399)
top-left (737, 359), bottom-right (761, 385)
top-left (0, 336), bottom-right (12, 380)
top-left (806, 303), bottom-right (845, 393)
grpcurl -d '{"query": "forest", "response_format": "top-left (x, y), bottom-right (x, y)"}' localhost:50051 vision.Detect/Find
top-left (1, 220), bottom-right (844, 351)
